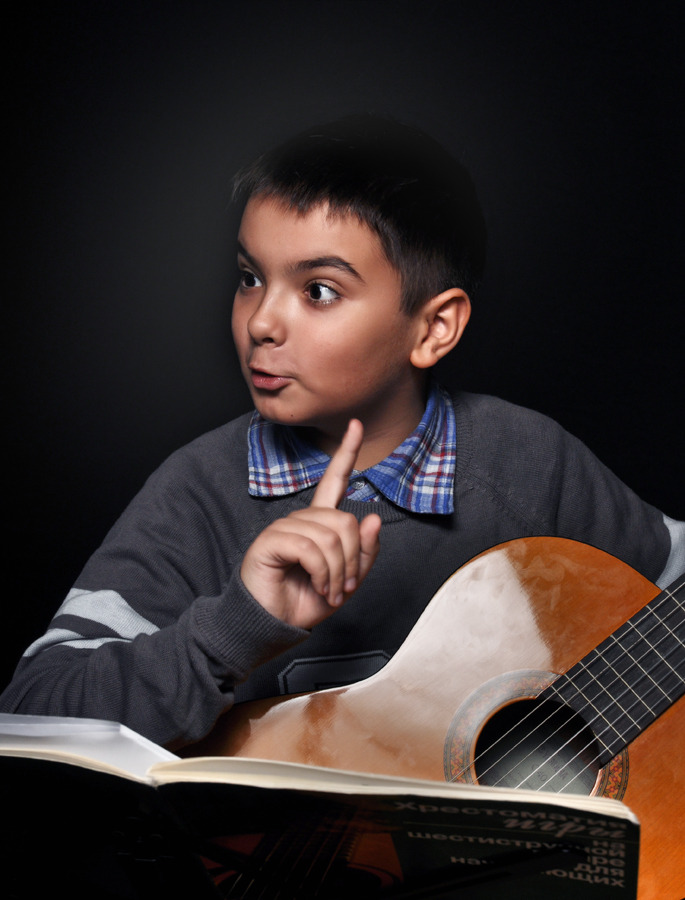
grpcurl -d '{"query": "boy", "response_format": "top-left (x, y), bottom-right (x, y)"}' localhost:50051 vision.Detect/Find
top-left (1, 115), bottom-right (682, 749)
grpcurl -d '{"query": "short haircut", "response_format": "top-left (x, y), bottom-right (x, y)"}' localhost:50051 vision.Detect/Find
top-left (232, 114), bottom-right (487, 315)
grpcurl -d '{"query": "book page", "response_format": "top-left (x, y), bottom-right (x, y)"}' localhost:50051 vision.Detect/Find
top-left (0, 713), bottom-right (178, 780)
top-left (148, 755), bottom-right (637, 822)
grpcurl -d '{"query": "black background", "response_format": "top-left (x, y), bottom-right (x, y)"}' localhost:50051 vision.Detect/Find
top-left (5, 1), bottom-right (684, 690)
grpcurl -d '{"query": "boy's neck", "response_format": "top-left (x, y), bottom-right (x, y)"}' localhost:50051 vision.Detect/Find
top-left (300, 376), bottom-right (429, 471)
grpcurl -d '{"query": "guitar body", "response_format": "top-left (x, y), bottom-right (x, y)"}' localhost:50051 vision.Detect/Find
top-left (189, 537), bottom-right (684, 900)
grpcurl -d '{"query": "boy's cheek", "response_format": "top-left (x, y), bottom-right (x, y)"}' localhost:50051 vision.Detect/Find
top-left (230, 307), bottom-right (245, 349)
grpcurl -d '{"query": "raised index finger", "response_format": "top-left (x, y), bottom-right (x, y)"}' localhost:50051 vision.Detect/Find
top-left (311, 419), bottom-right (364, 509)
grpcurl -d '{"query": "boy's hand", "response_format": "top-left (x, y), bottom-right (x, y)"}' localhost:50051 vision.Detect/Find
top-left (240, 420), bottom-right (382, 629)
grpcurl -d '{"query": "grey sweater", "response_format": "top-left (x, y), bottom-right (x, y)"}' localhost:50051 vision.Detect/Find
top-left (0, 393), bottom-right (672, 747)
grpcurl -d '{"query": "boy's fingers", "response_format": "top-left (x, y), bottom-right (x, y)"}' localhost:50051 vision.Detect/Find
top-left (311, 419), bottom-right (364, 509)
top-left (358, 513), bottom-right (382, 583)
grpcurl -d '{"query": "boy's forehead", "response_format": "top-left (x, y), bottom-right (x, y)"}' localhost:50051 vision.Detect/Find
top-left (237, 195), bottom-right (388, 267)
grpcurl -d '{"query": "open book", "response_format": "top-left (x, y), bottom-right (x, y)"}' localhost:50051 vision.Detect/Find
top-left (1, 713), bottom-right (638, 899)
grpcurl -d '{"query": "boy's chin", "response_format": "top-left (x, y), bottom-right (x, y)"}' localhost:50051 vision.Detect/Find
top-left (258, 413), bottom-right (325, 432)
top-left (254, 407), bottom-right (313, 429)
top-left (255, 406), bottom-right (349, 440)
top-left (250, 397), bottom-right (318, 429)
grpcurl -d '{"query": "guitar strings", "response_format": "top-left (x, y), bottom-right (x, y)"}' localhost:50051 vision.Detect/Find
top-left (521, 628), bottom-right (682, 796)
top-left (306, 813), bottom-right (357, 899)
top-left (260, 814), bottom-right (336, 900)
top-left (228, 827), bottom-right (289, 899)
top-left (499, 579), bottom-right (684, 791)
top-left (448, 579), bottom-right (682, 786)
top-left (520, 581), bottom-right (685, 792)
top-left (241, 807), bottom-right (357, 900)
top-left (448, 577), bottom-right (685, 793)
top-left (468, 626), bottom-right (679, 793)
top-left (520, 586), bottom-right (685, 795)
top-left (227, 807), bottom-right (328, 899)
top-left (499, 579), bottom-right (685, 792)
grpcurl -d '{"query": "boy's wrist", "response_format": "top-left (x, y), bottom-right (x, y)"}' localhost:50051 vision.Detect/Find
top-left (194, 569), bottom-right (309, 682)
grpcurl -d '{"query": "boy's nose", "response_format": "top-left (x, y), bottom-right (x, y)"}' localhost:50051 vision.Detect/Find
top-left (247, 293), bottom-right (287, 345)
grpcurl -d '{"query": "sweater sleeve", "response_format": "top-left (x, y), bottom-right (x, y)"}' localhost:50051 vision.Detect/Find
top-left (0, 423), bottom-right (309, 748)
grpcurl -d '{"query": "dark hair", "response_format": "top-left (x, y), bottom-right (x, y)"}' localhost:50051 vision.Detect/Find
top-left (232, 114), bottom-right (487, 315)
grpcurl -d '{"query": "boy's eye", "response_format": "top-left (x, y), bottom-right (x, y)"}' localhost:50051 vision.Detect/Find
top-left (239, 269), bottom-right (262, 289)
top-left (307, 282), bottom-right (340, 305)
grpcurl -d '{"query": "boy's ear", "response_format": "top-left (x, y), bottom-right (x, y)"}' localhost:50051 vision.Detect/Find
top-left (410, 288), bottom-right (471, 369)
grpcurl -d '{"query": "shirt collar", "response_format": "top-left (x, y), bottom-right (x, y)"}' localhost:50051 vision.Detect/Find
top-left (247, 381), bottom-right (456, 514)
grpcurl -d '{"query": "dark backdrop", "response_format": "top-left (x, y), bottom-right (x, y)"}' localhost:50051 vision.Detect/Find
top-left (5, 1), bottom-right (684, 690)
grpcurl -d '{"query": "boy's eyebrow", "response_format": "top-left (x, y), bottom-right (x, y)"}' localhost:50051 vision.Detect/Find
top-left (290, 256), bottom-right (365, 282)
top-left (237, 241), bottom-right (364, 283)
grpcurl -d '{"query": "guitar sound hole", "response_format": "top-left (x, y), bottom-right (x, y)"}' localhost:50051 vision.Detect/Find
top-left (474, 698), bottom-right (600, 794)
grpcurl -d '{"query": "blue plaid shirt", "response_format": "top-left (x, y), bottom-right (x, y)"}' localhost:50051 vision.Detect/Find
top-left (247, 382), bottom-right (456, 514)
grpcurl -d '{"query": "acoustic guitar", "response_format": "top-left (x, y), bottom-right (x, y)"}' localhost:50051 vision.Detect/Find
top-left (190, 537), bottom-right (685, 900)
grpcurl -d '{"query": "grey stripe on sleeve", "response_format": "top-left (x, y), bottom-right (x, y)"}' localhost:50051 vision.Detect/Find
top-left (657, 514), bottom-right (685, 588)
top-left (23, 629), bottom-right (126, 657)
top-left (23, 588), bottom-right (160, 658)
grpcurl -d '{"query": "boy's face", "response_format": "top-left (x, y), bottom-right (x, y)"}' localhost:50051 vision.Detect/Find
top-left (232, 196), bottom-right (427, 456)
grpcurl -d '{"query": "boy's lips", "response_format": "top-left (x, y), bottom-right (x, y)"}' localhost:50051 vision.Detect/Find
top-left (248, 367), bottom-right (293, 391)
